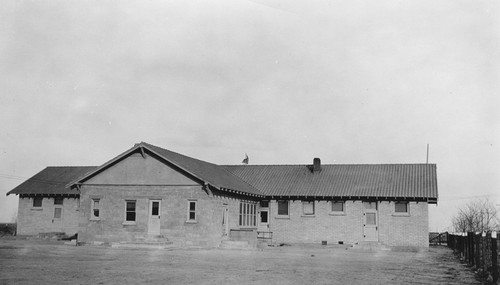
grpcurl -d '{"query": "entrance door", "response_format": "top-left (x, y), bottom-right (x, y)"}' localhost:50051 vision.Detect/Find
top-left (148, 200), bottom-right (161, 236)
top-left (258, 209), bottom-right (269, 232)
top-left (222, 204), bottom-right (229, 238)
top-left (52, 207), bottom-right (63, 230)
top-left (363, 202), bottom-right (378, 241)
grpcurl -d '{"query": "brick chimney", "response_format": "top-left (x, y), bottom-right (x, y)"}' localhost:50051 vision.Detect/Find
top-left (313, 158), bottom-right (321, 172)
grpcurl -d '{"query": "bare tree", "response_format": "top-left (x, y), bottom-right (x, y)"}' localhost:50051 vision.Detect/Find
top-left (452, 198), bottom-right (499, 233)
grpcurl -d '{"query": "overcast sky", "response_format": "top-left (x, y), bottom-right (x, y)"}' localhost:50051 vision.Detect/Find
top-left (1, 0), bottom-right (499, 231)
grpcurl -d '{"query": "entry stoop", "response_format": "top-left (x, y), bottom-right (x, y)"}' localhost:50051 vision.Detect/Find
top-left (257, 238), bottom-right (274, 248)
top-left (111, 235), bottom-right (174, 249)
top-left (219, 240), bottom-right (252, 249)
top-left (351, 241), bottom-right (391, 251)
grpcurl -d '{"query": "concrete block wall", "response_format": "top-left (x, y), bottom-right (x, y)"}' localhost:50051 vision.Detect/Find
top-left (378, 201), bottom-right (429, 247)
top-left (16, 196), bottom-right (80, 236)
top-left (268, 200), bottom-right (429, 247)
top-left (79, 185), bottom-right (243, 247)
top-left (269, 200), bottom-right (364, 244)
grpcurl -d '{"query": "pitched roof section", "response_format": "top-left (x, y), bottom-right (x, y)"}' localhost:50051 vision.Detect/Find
top-left (223, 164), bottom-right (438, 200)
top-left (141, 143), bottom-right (263, 196)
top-left (68, 142), bottom-right (263, 197)
top-left (7, 166), bottom-right (97, 196)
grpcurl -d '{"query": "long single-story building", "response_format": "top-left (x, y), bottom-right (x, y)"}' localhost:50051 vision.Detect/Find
top-left (7, 142), bottom-right (438, 248)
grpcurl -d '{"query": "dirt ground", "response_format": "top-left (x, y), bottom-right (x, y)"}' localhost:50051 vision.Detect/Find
top-left (0, 239), bottom-right (482, 285)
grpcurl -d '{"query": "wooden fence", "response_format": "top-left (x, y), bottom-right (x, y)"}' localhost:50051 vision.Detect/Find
top-left (429, 232), bottom-right (448, 245)
top-left (447, 232), bottom-right (498, 283)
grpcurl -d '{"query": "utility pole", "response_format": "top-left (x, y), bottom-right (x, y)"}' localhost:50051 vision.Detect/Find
top-left (426, 144), bottom-right (429, 164)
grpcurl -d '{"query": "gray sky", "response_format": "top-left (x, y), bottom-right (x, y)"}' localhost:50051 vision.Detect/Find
top-left (1, 0), bottom-right (499, 231)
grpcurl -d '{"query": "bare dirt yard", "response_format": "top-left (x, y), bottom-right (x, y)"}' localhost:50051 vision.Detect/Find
top-left (0, 239), bottom-right (482, 285)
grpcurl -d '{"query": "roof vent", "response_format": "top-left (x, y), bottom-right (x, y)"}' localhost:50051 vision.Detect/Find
top-left (313, 158), bottom-right (321, 172)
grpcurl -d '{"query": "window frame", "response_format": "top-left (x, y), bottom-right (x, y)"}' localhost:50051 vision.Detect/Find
top-left (53, 207), bottom-right (62, 219)
top-left (276, 200), bottom-right (289, 218)
top-left (124, 200), bottom-right (137, 224)
top-left (260, 210), bottom-right (268, 223)
top-left (302, 201), bottom-right (315, 216)
top-left (33, 197), bottom-right (43, 208)
top-left (186, 200), bottom-right (197, 223)
top-left (54, 197), bottom-right (64, 205)
top-left (239, 201), bottom-right (257, 228)
top-left (90, 198), bottom-right (101, 220)
top-left (394, 201), bottom-right (410, 216)
top-left (330, 201), bottom-right (346, 215)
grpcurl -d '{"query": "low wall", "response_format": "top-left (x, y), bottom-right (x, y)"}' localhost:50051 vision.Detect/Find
top-left (230, 229), bottom-right (257, 248)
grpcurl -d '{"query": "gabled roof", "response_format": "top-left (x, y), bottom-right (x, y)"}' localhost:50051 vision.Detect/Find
top-left (223, 164), bottom-right (438, 202)
top-left (8, 143), bottom-right (438, 202)
top-left (7, 166), bottom-right (97, 196)
top-left (69, 142), bottom-right (264, 197)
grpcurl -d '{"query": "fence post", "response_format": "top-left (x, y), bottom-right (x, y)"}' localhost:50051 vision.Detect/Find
top-left (468, 232), bottom-right (474, 266)
top-left (481, 232), bottom-right (487, 274)
top-left (465, 233), bottom-right (469, 263)
top-left (463, 233), bottom-right (467, 260)
top-left (492, 231), bottom-right (498, 283)
top-left (474, 233), bottom-right (480, 270)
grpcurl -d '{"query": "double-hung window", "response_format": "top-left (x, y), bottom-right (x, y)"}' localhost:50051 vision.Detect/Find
top-left (33, 197), bottom-right (43, 207)
top-left (277, 200), bottom-right (289, 216)
top-left (395, 201), bottom-right (409, 214)
top-left (91, 199), bottom-right (100, 219)
top-left (54, 197), bottom-right (63, 219)
top-left (125, 200), bottom-right (136, 222)
top-left (187, 200), bottom-right (197, 222)
top-left (331, 201), bottom-right (345, 215)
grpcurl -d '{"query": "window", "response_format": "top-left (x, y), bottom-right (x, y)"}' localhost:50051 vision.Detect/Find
top-left (277, 200), bottom-right (289, 216)
top-left (54, 197), bottom-right (63, 205)
top-left (260, 201), bottom-right (269, 208)
top-left (187, 201), bottom-right (197, 222)
top-left (331, 201), bottom-right (345, 212)
top-left (152, 201), bottom-right (160, 216)
top-left (91, 199), bottom-right (100, 219)
top-left (395, 201), bottom-right (409, 213)
top-left (125, 201), bottom-right (136, 222)
top-left (239, 201), bottom-right (257, 227)
top-left (54, 208), bottom-right (62, 219)
top-left (33, 197), bottom-right (42, 207)
top-left (366, 213), bottom-right (377, 225)
top-left (302, 201), bottom-right (315, 215)
top-left (260, 211), bottom-right (268, 223)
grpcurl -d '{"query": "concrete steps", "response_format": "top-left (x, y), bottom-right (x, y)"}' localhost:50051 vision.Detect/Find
top-left (219, 240), bottom-right (251, 249)
top-left (257, 238), bottom-right (274, 248)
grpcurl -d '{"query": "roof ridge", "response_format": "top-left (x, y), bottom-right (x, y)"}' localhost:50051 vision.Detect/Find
top-left (223, 163), bottom-right (436, 166)
top-left (216, 163), bottom-right (264, 195)
top-left (140, 142), bottom-right (220, 167)
top-left (139, 142), bottom-right (264, 196)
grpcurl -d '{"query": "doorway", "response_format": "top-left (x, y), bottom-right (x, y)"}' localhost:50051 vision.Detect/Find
top-left (222, 204), bottom-right (229, 238)
top-left (148, 200), bottom-right (161, 236)
top-left (363, 201), bottom-right (378, 241)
